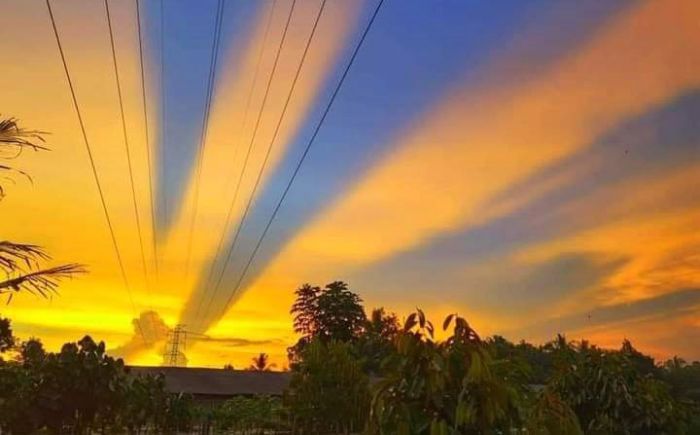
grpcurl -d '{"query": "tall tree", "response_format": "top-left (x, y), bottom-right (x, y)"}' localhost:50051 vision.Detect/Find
top-left (0, 118), bottom-right (84, 300)
top-left (289, 281), bottom-right (367, 359)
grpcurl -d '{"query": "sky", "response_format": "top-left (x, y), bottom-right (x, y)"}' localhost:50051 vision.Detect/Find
top-left (1, 0), bottom-right (699, 368)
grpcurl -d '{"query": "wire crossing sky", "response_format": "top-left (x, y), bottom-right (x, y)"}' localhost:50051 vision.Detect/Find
top-left (1, 0), bottom-right (700, 368)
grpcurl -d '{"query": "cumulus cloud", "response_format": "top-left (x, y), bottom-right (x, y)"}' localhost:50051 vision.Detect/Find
top-left (109, 311), bottom-right (170, 360)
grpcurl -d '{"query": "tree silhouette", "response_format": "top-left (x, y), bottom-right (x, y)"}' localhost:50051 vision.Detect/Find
top-left (0, 316), bottom-right (14, 353)
top-left (0, 117), bottom-right (84, 300)
top-left (249, 353), bottom-right (275, 371)
top-left (289, 281), bottom-right (367, 359)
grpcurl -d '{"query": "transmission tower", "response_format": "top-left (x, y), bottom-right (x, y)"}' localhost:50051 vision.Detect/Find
top-left (164, 324), bottom-right (187, 367)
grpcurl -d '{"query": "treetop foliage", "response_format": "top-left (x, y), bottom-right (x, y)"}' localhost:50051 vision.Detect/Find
top-left (289, 281), bottom-right (367, 359)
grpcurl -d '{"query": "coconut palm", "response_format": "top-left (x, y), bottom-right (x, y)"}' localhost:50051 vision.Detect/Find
top-left (0, 117), bottom-right (84, 300)
top-left (249, 353), bottom-right (275, 371)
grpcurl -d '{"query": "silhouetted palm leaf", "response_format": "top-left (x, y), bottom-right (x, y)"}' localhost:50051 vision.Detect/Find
top-left (0, 117), bottom-right (47, 198)
top-left (0, 118), bottom-right (86, 300)
top-left (0, 117), bottom-right (48, 151)
top-left (0, 241), bottom-right (50, 272)
top-left (0, 263), bottom-right (86, 298)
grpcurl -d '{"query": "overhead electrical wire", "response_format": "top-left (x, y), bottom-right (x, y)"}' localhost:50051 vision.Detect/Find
top-left (159, 0), bottom-right (168, 225)
top-left (197, 0), bottom-right (328, 329)
top-left (105, 0), bottom-right (152, 310)
top-left (212, 0), bottom-right (386, 321)
top-left (193, 0), bottom-right (298, 329)
top-left (46, 0), bottom-right (384, 340)
top-left (192, 0), bottom-right (278, 329)
top-left (183, 0), bottom-right (226, 281)
top-left (45, 0), bottom-right (146, 340)
top-left (135, 0), bottom-right (160, 284)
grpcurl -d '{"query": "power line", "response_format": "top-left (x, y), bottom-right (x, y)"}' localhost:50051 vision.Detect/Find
top-left (196, 0), bottom-right (297, 326)
top-left (45, 0), bottom-right (146, 339)
top-left (135, 0), bottom-right (160, 285)
top-left (105, 0), bottom-right (152, 309)
top-left (183, 0), bottom-right (226, 282)
top-left (159, 0), bottom-right (168, 227)
top-left (192, 0), bottom-right (278, 330)
top-left (197, 0), bottom-right (327, 329)
top-left (214, 0), bottom-right (385, 320)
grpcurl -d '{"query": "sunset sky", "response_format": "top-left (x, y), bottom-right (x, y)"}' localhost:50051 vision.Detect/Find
top-left (1, 0), bottom-right (699, 368)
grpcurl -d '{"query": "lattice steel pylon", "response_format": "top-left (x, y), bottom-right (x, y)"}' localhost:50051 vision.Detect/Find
top-left (163, 324), bottom-right (187, 367)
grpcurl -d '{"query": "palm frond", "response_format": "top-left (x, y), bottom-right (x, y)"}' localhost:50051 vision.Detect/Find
top-left (0, 117), bottom-right (49, 152)
top-left (0, 241), bottom-right (86, 299)
top-left (0, 241), bottom-right (50, 273)
top-left (0, 118), bottom-right (83, 301)
top-left (0, 117), bottom-right (48, 198)
top-left (0, 263), bottom-right (86, 298)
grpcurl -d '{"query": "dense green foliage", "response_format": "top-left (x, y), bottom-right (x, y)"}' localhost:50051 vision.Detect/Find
top-left (0, 326), bottom-right (290, 433)
top-left (0, 327), bottom-right (198, 433)
top-left (663, 357), bottom-right (700, 404)
top-left (209, 395), bottom-right (287, 433)
top-left (286, 339), bottom-right (370, 433)
top-left (285, 282), bottom-right (699, 434)
top-left (370, 311), bottom-right (523, 434)
top-left (1, 336), bottom-right (128, 433)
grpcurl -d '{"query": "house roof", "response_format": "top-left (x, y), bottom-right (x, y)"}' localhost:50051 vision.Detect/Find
top-left (127, 366), bottom-right (291, 397)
